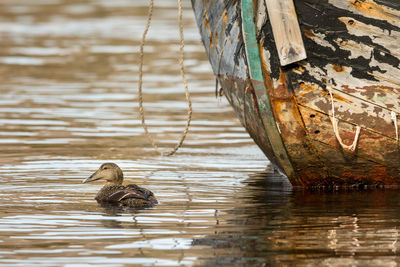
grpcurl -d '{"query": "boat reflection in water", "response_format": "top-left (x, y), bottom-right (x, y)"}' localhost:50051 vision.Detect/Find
top-left (192, 171), bottom-right (400, 265)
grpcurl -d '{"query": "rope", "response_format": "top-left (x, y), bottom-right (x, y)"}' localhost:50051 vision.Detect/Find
top-left (391, 111), bottom-right (399, 143)
top-left (137, 0), bottom-right (192, 156)
top-left (327, 85), bottom-right (361, 152)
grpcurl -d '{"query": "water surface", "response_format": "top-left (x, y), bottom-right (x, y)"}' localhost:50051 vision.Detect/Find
top-left (1, 0), bottom-right (400, 266)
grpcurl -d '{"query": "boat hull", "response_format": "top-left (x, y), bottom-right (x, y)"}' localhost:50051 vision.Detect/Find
top-left (192, 0), bottom-right (400, 186)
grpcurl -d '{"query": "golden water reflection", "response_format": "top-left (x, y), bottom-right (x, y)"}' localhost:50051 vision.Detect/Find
top-left (1, 0), bottom-right (400, 266)
top-left (193, 173), bottom-right (400, 265)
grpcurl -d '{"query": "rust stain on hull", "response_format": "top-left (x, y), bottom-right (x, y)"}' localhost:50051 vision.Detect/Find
top-left (192, 0), bottom-right (400, 186)
top-left (350, 0), bottom-right (400, 26)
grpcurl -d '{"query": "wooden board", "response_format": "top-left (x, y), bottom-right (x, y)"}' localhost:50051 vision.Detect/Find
top-left (264, 0), bottom-right (307, 66)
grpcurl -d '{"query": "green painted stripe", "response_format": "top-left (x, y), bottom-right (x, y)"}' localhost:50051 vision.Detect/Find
top-left (241, 0), bottom-right (296, 181)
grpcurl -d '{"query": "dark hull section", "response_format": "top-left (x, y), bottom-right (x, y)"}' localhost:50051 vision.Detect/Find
top-left (192, 0), bottom-right (400, 187)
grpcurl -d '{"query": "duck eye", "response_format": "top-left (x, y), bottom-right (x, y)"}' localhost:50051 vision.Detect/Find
top-left (103, 167), bottom-right (108, 170)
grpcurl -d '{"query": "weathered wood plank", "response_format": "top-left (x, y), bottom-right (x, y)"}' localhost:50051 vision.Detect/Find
top-left (329, 0), bottom-right (400, 28)
top-left (298, 105), bottom-right (400, 168)
top-left (242, 0), bottom-right (298, 183)
top-left (192, 0), bottom-right (280, 168)
top-left (294, 81), bottom-right (400, 140)
top-left (264, 0), bottom-right (307, 66)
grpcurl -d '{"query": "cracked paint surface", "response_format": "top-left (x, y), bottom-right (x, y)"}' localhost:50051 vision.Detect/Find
top-left (192, 0), bottom-right (400, 186)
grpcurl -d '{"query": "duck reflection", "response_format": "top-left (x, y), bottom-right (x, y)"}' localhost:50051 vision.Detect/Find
top-left (192, 170), bottom-right (400, 265)
top-left (99, 202), bottom-right (147, 216)
top-left (97, 201), bottom-right (154, 230)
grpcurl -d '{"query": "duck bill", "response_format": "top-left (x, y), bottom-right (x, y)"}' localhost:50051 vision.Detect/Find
top-left (82, 171), bottom-right (103, 183)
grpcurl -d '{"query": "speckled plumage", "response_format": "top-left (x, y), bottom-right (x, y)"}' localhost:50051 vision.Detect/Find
top-left (95, 184), bottom-right (158, 208)
top-left (83, 163), bottom-right (157, 208)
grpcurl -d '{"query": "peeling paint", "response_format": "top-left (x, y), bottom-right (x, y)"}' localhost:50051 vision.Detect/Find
top-left (338, 17), bottom-right (400, 57)
top-left (192, 0), bottom-right (400, 186)
top-left (303, 29), bottom-right (336, 51)
top-left (334, 38), bottom-right (373, 60)
top-left (329, 0), bottom-right (400, 27)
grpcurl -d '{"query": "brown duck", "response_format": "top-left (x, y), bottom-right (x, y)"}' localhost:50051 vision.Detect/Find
top-left (83, 163), bottom-right (158, 208)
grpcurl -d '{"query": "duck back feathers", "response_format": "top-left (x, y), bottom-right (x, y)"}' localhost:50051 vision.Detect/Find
top-left (95, 184), bottom-right (158, 208)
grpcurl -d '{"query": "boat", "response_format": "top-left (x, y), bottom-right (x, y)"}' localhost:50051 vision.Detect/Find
top-left (191, 0), bottom-right (400, 187)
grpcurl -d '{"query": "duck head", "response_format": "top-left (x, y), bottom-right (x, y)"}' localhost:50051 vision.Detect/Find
top-left (83, 162), bottom-right (124, 185)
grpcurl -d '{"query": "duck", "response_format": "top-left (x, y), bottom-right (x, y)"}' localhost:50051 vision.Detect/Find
top-left (82, 162), bottom-right (158, 208)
